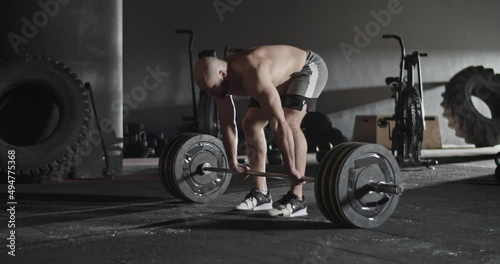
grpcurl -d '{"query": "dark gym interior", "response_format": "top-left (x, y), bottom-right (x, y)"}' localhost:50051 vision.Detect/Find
top-left (0, 0), bottom-right (499, 263)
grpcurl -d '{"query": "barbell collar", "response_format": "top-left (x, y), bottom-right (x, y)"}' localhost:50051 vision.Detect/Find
top-left (366, 181), bottom-right (404, 194)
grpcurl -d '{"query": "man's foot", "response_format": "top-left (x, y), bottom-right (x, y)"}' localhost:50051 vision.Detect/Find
top-left (268, 191), bottom-right (308, 218)
top-left (235, 188), bottom-right (273, 211)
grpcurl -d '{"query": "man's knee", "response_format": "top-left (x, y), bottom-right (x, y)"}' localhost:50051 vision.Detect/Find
top-left (242, 114), bottom-right (265, 134)
top-left (284, 109), bottom-right (306, 131)
top-left (287, 122), bottom-right (307, 138)
top-left (242, 116), bottom-right (256, 133)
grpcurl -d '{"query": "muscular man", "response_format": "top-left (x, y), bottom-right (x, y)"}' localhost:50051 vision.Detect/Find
top-left (194, 45), bottom-right (328, 217)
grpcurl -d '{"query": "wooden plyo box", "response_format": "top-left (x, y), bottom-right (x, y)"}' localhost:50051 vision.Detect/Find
top-left (352, 115), bottom-right (442, 149)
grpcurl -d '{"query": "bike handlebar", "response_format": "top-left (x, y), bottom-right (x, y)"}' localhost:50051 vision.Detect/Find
top-left (382, 34), bottom-right (399, 39)
top-left (175, 29), bottom-right (194, 50)
top-left (382, 34), bottom-right (405, 56)
top-left (383, 34), bottom-right (406, 84)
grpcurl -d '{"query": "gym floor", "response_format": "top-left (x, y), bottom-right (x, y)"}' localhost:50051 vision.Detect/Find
top-left (1, 148), bottom-right (499, 264)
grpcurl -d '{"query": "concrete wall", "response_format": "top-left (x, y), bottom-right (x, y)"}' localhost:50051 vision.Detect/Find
top-left (129, 0), bottom-right (498, 145)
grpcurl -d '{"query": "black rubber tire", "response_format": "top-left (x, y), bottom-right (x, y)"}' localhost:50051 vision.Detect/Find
top-left (0, 55), bottom-right (91, 183)
top-left (404, 89), bottom-right (424, 161)
top-left (442, 66), bottom-right (500, 147)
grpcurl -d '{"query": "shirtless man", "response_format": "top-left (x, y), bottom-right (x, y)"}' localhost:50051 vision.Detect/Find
top-left (194, 45), bottom-right (328, 217)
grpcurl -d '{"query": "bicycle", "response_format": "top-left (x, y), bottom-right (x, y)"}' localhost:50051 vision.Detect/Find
top-left (378, 34), bottom-right (437, 168)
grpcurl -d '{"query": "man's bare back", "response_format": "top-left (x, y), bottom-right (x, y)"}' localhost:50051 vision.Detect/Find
top-left (223, 45), bottom-right (308, 97)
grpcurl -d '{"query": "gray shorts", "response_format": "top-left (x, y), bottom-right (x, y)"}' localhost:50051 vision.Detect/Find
top-left (248, 50), bottom-right (328, 111)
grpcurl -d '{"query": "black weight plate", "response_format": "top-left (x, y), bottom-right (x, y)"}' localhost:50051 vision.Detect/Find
top-left (315, 142), bottom-right (357, 226)
top-left (159, 135), bottom-right (186, 181)
top-left (164, 134), bottom-right (198, 199)
top-left (161, 134), bottom-right (193, 198)
top-left (158, 134), bottom-right (180, 195)
top-left (316, 143), bottom-right (350, 225)
top-left (328, 143), bottom-right (364, 227)
top-left (314, 145), bottom-right (343, 217)
top-left (322, 142), bottom-right (363, 226)
top-left (314, 144), bottom-right (349, 225)
top-left (316, 143), bottom-right (349, 224)
top-left (336, 144), bottom-right (401, 228)
top-left (158, 134), bottom-right (193, 198)
top-left (161, 133), bottom-right (197, 198)
top-left (171, 134), bottom-right (231, 203)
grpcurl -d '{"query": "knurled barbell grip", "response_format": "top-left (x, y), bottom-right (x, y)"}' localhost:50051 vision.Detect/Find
top-left (367, 181), bottom-right (404, 194)
top-left (201, 164), bottom-right (315, 182)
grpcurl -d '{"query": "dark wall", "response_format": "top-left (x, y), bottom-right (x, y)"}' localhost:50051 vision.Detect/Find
top-left (0, 0), bottom-right (123, 175)
top-left (124, 0), bottom-right (499, 145)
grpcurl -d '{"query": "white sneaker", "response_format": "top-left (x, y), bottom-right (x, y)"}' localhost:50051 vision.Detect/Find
top-left (267, 191), bottom-right (308, 218)
top-left (235, 188), bottom-right (273, 211)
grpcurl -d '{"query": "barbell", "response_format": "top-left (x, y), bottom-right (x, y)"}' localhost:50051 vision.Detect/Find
top-left (158, 133), bottom-right (403, 228)
top-left (199, 163), bottom-right (403, 194)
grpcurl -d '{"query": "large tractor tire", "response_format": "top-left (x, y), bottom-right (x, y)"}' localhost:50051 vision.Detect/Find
top-left (0, 55), bottom-right (91, 182)
top-left (442, 66), bottom-right (500, 147)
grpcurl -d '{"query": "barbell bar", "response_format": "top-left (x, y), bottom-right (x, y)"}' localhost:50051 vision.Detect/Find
top-left (198, 162), bottom-right (403, 194)
top-left (198, 162), bottom-right (314, 182)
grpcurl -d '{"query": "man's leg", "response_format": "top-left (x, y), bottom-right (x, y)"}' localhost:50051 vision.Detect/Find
top-left (284, 106), bottom-right (308, 198)
top-left (267, 103), bottom-right (309, 218)
top-left (268, 50), bottom-right (327, 217)
top-left (234, 106), bottom-right (272, 211)
top-left (242, 107), bottom-right (269, 192)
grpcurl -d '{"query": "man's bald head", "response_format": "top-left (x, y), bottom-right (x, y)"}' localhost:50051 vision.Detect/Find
top-left (194, 57), bottom-right (227, 92)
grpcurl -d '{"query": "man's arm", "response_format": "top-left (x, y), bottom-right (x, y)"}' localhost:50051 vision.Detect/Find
top-left (214, 95), bottom-right (239, 168)
top-left (244, 64), bottom-right (300, 179)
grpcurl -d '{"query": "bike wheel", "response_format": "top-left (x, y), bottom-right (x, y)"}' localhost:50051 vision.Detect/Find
top-left (403, 88), bottom-right (424, 161)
